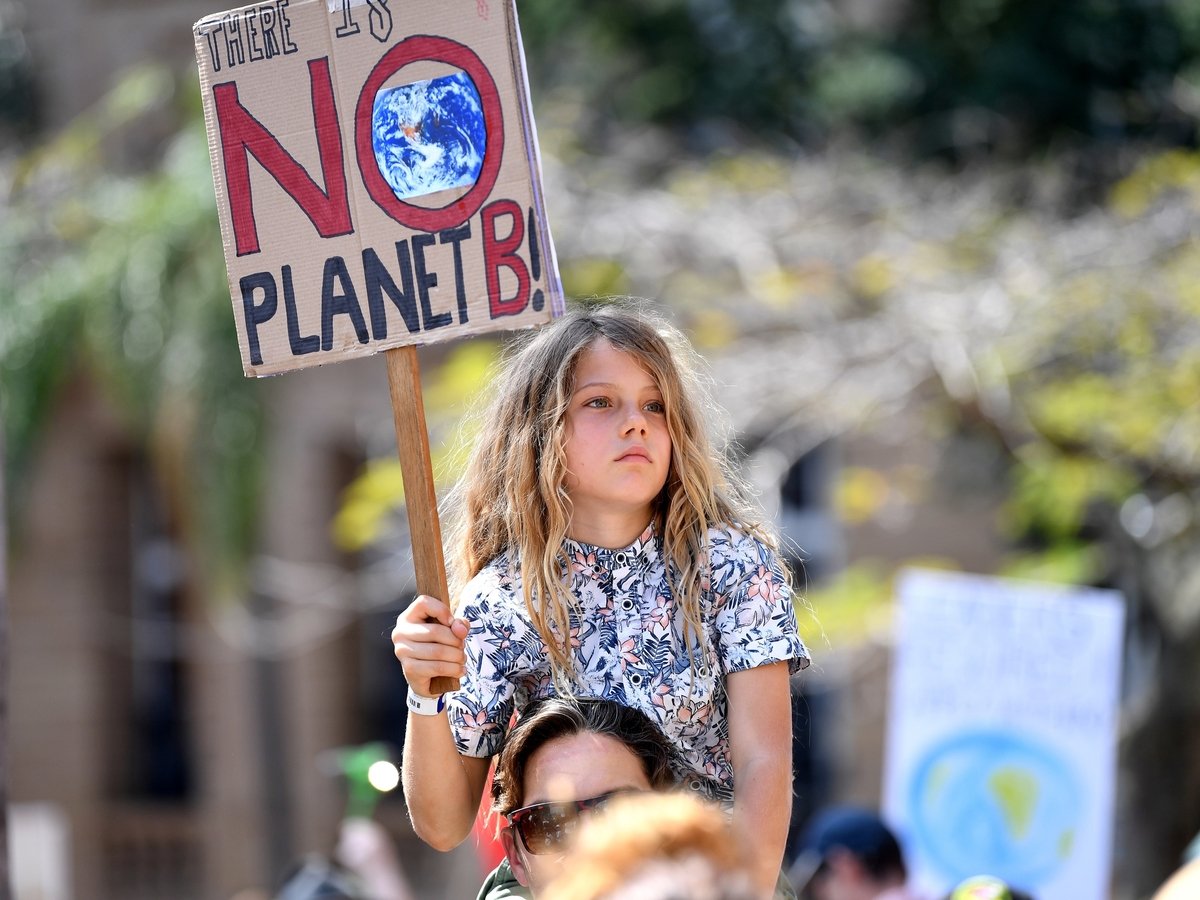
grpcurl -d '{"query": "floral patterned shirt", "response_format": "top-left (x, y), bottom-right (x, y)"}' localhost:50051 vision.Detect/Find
top-left (445, 523), bottom-right (810, 802)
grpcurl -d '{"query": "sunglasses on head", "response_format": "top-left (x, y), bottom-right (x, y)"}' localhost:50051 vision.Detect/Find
top-left (506, 789), bottom-right (638, 855)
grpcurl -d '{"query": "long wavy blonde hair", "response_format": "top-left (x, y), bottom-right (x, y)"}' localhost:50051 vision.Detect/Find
top-left (443, 301), bottom-right (785, 683)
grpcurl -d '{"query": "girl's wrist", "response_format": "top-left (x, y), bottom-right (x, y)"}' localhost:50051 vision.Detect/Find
top-left (407, 688), bottom-right (447, 716)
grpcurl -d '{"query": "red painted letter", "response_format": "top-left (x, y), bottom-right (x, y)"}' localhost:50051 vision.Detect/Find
top-left (481, 199), bottom-right (529, 318)
top-left (213, 57), bottom-right (352, 256)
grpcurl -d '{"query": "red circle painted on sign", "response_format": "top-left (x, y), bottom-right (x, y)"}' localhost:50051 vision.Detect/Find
top-left (356, 35), bottom-right (504, 233)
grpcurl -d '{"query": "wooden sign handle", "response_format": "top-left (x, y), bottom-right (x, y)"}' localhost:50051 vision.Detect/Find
top-left (385, 346), bottom-right (460, 695)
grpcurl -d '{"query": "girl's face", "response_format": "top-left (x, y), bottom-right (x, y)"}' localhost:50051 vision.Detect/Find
top-left (561, 339), bottom-right (671, 537)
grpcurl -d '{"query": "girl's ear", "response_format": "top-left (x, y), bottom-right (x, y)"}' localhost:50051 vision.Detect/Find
top-left (500, 827), bottom-right (532, 886)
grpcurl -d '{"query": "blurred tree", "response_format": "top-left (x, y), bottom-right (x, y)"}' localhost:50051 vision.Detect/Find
top-left (889, 0), bottom-right (1200, 156)
top-left (1, 65), bottom-right (264, 587)
top-left (515, 0), bottom-right (1200, 160)
top-left (1, 427), bottom-right (8, 900)
top-left (0, 0), bottom-right (36, 140)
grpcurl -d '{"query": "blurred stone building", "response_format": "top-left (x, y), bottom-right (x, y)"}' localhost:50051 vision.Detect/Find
top-left (10, 353), bottom-right (495, 898)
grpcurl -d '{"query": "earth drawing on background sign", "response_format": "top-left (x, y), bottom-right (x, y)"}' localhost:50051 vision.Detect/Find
top-left (908, 730), bottom-right (1082, 888)
top-left (372, 70), bottom-right (487, 201)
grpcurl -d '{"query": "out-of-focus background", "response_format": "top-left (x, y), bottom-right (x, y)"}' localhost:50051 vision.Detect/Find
top-left (3, 0), bottom-right (1200, 898)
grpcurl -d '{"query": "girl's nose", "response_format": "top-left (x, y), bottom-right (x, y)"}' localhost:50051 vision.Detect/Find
top-left (622, 407), bottom-right (648, 434)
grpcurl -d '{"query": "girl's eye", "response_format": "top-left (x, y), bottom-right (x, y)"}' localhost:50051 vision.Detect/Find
top-left (584, 397), bottom-right (610, 409)
top-left (645, 401), bottom-right (665, 413)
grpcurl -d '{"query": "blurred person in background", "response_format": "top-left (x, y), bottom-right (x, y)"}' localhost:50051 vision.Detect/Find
top-left (1150, 831), bottom-right (1200, 900)
top-left (942, 875), bottom-right (1033, 900)
top-left (542, 791), bottom-right (758, 900)
top-left (788, 807), bottom-right (923, 900)
top-left (1151, 859), bottom-right (1200, 900)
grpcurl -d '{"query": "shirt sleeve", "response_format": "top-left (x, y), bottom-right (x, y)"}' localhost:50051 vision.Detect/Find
top-left (445, 573), bottom-right (520, 759)
top-left (711, 530), bottom-right (810, 675)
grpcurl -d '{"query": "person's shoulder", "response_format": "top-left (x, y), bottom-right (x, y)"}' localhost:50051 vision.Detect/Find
top-left (460, 549), bottom-right (521, 611)
top-left (705, 524), bottom-right (779, 563)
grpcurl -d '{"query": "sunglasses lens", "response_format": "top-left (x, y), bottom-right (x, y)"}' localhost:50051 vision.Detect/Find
top-left (517, 804), bottom-right (575, 854)
top-left (511, 790), bottom-right (634, 855)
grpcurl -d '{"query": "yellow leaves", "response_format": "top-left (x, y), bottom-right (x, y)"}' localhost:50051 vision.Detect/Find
top-left (909, 241), bottom-right (955, 282)
top-left (800, 562), bottom-right (894, 646)
top-left (833, 466), bottom-right (890, 524)
top-left (1116, 309), bottom-right (1155, 358)
top-left (332, 459), bottom-right (406, 552)
top-left (1163, 242), bottom-right (1200, 316)
top-left (688, 309), bottom-right (736, 350)
top-left (802, 557), bottom-right (959, 646)
top-left (851, 253), bottom-right (896, 299)
top-left (1005, 448), bottom-right (1136, 541)
top-left (1109, 148), bottom-right (1200, 218)
top-left (1026, 373), bottom-right (1114, 444)
top-left (750, 262), bottom-right (838, 309)
top-left (708, 154), bottom-right (790, 193)
top-left (333, 341), bottom-right (498, 552)
top-left (665, 168), bottom-right (715, 207)
top-left (422, 340), bottom-right (499, 415)
top-left (1166, 352), bottom-right (1200, 407)
top-left (998, 543), bottom-right (1103, 586)
top-left (665, 154), bottom-right (787, 207)
top-left (1026, 362), bottom-right (1196, 462)
top-left (832, 463), bottom-right (928, 527)
top-left (1057, 270), bottom-right (1108, 317)
top-left (101, 64), bottom-right (174, 126)
top-left (561, 258), bottom-right (630, 298)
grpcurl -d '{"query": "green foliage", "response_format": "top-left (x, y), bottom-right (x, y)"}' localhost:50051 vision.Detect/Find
top-left (519, 0), bottom-right (815, 146)
top-left (515, 0), bottom-right (1200, 155)
top-left (801, 560), bottom-right (894, 647)
top-left (1109, 149), bottom-right (1200, 218)
top-left (1001, 417), bottom-right (1149, 543)
top-left (332, 340), bottom-right (501, 551)
top-left (890, 0), bottom-right (1200, 153)
top-left (0, 4), bottom-right (36, 135)
top-left (998, 543), bottom-right (1103, 587)
top-left (808, 45), bottom-right (922, 126)
top-left (561, 258), bottom-right (631, 298)
top-left (802, 558), bottom-right (959, 646)
top-left (964, 148), bottom-right (1200, 551)
top-left (2, 66), bottom-right (264, 578)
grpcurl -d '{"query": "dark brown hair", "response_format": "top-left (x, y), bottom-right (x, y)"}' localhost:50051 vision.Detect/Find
top-left (491, 697), bottom-right (679, 817)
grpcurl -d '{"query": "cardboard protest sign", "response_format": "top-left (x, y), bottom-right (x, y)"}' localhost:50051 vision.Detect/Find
top-left (194, 0), bottom-right (562, 377)
top-left (883, 569), bottom-right (1125, 900)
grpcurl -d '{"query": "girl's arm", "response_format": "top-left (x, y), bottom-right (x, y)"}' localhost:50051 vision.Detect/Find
top-left (727, 660), bottom-right (794, 898)
top-left (393, 595), bottom-right (491, 850)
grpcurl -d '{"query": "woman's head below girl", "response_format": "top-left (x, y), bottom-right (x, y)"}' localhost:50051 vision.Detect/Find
top-left (491, 696), bottom-right (680, 893)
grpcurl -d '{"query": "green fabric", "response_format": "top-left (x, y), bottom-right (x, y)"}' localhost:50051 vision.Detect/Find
top-left (476, 859), bottom-right (531, 900)
top-left (774, 868), bottom-right (798, 900)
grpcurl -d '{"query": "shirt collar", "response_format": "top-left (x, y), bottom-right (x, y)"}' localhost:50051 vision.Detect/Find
top-left (563, 521), bottom-right (659, 574)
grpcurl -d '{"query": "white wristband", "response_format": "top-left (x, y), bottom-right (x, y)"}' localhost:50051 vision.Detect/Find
top-left (407, 689), bottom-right (446, 716)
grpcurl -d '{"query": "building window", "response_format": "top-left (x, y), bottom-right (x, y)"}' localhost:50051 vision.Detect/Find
top-left (119, 459), bottom-right (193, 801)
